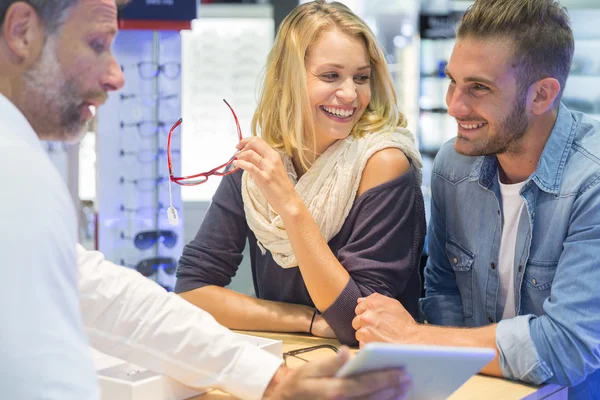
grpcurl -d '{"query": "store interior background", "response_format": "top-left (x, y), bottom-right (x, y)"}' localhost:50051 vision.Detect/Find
top-left (44, 0), bottom-right (600, 293)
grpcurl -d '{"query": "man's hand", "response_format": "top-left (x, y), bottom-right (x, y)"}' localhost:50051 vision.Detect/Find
top-left (352, 293), bottom-right (418, 347)
top-left (263, 347), bottom-right (412, 399)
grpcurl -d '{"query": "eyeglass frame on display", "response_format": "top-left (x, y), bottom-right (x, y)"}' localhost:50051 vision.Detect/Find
top-left (120, 148), bottom-right (180, 164)
top-left (120, 202), bottom-right (180, 217)
top-left (121, 61), bottom-right (181, 80)
top-left (120, 120), bottom-right (179, 138)
top-left (119, 176), bottom-right (169, 192)
top-left (119, 92), bottom-right (179, 108)
top-left (167, 99), bottom-right (243, 186)
top-left (120, 229), bottom-right (178, 250)
top-left (120, 92), bottom-right (178, 101)
top-left (120, 256), bottom-right (178, 277)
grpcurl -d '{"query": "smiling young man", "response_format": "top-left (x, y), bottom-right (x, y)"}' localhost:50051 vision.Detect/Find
top-left (0, 1), bottom-right (412, 399)
top-left (352, 0), bottom-right (600, 398)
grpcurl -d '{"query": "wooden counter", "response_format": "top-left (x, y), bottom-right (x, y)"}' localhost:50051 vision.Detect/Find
top-left (191, 331), bottom-right (567, 399)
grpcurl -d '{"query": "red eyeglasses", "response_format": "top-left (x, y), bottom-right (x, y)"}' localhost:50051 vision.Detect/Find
top-left (167, 99), bottom-right (242, 186)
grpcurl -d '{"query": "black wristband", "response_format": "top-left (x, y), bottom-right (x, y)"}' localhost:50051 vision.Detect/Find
top-left (309, 309), bottom-right (317, 334)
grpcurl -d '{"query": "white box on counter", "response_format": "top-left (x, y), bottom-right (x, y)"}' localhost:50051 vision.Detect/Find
top-left (232, 332), bottom-right (283, 357)
top-left (93, 332), bottom-right (283, 400)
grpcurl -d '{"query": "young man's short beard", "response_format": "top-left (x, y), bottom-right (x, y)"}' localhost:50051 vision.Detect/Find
top-left (456, 89), bottom-right (529, 157)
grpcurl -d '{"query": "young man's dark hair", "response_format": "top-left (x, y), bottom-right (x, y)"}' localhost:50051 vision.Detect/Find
top-left (458, 0), bottom-right (574, 104)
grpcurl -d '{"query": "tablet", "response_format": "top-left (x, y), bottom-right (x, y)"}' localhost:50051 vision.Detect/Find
top-left (335, 343), bottom-right (496, 400)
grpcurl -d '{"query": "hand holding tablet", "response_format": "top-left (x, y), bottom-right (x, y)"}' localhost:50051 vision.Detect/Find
top-left (335, 343), bottom-right (496, 400)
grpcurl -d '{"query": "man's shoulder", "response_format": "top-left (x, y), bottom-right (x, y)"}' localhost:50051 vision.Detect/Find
top-left (562, 112), bottom-right (600, 194)
top-left (432, 138), bottom-right (481, 183)
top-left (571, 112), bottom-right (600, 156)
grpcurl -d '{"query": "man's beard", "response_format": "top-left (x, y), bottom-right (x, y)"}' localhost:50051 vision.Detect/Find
top-left (456, 91), bottom-right (529, 157)
top-left (22, 36), bottom-right (87, 142)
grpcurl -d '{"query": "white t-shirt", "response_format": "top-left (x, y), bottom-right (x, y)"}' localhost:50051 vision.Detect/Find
top-left (0, 94), bottom-right (281, 400)
top-left (497, 176), bottom-right (527, 320)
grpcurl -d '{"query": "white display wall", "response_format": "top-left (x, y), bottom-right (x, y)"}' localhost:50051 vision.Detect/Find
top-left (180, 16), bottom-right (274, 202)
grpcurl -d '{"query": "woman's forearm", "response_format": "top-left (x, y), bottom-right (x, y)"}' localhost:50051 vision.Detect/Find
top-left (178, 285), bottom-right (315, 333)
top-left (281, 201), bottom-right (351, 311)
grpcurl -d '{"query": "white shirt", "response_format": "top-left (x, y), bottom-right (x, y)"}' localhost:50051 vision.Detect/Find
top-left (78, 244), bottom-right (282, 400)
top-left (0, 94), bottom-right (99, 399)
top-left (497, 176), bottom-right (527, 320)
top-left (0, 94), bottom-right (281, 400)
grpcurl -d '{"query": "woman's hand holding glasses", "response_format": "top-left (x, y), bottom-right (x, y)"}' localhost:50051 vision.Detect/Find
top-left (233, 136), bottom-right (302, 218)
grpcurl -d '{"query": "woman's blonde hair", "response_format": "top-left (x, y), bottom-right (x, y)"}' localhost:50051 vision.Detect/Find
top-left (251, 0), bottom-right (405, 171)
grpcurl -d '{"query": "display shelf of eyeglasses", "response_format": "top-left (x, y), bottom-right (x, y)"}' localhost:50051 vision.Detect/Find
top-left (116, 229), bottom-right (179, 291)
top-left (96, 29), bottom-right (184, 294)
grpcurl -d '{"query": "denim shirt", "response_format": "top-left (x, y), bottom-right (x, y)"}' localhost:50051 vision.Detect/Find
top-left (420, 103), bottom-right (600, 398)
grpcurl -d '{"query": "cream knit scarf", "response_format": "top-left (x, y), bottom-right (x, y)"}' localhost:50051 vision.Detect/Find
top-left (241, 127), bottom-right (422, 269)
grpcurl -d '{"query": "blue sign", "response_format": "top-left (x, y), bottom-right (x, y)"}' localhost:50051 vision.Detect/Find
top-left (121, 0), bottom-right (197, 22)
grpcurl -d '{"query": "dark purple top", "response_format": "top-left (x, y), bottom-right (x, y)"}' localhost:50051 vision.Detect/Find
top-left (175, 164), bottom-right (425, 345)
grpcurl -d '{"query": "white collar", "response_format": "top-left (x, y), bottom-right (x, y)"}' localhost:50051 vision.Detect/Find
top-left (0, 93), bottom-right (44, 151)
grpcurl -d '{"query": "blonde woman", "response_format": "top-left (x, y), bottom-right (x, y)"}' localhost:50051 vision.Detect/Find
top-left (176, 0), bottom-right (425, 345)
